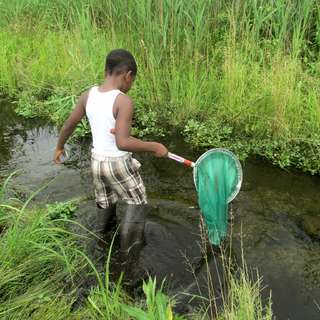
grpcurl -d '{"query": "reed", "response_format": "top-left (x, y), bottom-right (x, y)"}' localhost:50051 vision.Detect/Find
top-left (0, 0), bottom-right (319, 174)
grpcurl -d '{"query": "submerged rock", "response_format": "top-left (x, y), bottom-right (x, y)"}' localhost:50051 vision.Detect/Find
top-left (301, 215), bottom-right (320, 239)
top-left (231, 192), bottom-right (320, 320)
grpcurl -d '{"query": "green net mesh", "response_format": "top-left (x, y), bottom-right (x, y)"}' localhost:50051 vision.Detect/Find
top-left (194, 150), bottom-right (241, 246)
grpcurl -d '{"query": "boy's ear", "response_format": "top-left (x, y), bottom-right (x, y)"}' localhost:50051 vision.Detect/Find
top-left (125, 70), bottom-right (133, 80)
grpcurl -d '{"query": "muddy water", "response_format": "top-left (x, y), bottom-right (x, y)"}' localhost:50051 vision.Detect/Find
top-left (1, 99), bottom-right (320, 319)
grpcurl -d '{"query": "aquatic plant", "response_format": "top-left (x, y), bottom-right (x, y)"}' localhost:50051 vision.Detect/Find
top-left (46, 200), bottom-right (78, 220)
top-left (121, 278), bottom-right (176, 320)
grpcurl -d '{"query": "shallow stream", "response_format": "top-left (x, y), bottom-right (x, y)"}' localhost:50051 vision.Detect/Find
top-left (1, 99), bottom-right (320, 319)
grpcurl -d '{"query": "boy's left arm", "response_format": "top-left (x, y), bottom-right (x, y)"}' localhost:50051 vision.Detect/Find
top-left (54, 91), bottom-right (88, 163)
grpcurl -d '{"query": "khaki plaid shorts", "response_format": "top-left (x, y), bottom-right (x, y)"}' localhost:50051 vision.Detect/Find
top-left (91, 153), bottom-right (147, 208)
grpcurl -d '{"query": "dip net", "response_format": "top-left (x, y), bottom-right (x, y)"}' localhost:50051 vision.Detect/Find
top-left (194, 149), bottom-right (242, 246)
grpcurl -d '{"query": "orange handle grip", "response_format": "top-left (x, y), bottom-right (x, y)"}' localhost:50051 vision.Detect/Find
top-left (167, 152), bottom-right (195, 168)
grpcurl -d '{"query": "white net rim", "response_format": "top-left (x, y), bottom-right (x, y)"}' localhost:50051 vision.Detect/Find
top-left (193, 148), bottom-right (243, 203)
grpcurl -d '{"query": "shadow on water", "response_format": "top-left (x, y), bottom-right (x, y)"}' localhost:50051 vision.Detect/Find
top-left (1, 99), bottom-right (320, 319)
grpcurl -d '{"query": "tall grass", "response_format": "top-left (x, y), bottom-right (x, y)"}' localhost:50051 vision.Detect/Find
top-left (0, 1), bottom-right (319, 172)
top-left (217, 271), bottom-right (273, 320)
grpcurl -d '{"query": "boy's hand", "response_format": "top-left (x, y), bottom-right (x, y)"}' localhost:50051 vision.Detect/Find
top-left (54, 148), bottom-right (65, 164)
top-left (152, 142), bottom-right (168, 158)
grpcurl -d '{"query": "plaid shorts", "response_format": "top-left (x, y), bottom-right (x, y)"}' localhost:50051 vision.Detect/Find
top-left (91, 153), bottom-right (147, 208)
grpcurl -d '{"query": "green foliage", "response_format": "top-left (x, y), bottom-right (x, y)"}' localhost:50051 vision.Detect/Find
top-left (133, 107), bottom-right (165, 138)
top-left (0, 0), bottom-right (320, 173)
top-left (184, 119), bottom-right (234, 148)
top-left (0, 191), bottom-right (84, 318)
top-left (121, 278), bottom-right (178, 320)
top-left (46, 200), bottom-right (78, 220)
top-left (217, 271), bottom-right (273, 320)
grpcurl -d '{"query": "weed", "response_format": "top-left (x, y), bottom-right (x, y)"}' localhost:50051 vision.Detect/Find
top-left (46, 200), bottom-right (78, 220)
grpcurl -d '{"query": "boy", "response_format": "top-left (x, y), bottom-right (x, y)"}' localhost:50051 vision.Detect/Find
top-left (54, 49), bottom-right (168, 280)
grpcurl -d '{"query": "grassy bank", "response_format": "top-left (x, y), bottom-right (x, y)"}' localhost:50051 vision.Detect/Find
top-left (0, 0), bottom-right (319, 173)
top-left (0, 175), bottom-right (178, 319)
top-left (0, 175), bottom-right (272, 319)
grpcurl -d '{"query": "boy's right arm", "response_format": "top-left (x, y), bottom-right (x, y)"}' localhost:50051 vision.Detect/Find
top-left (114, 94), bottom-right (168, 157)
top-left (53, 91), bottom-right (89, 163)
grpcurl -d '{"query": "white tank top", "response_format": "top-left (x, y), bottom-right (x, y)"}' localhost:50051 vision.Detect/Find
top-left (85, 86), bottom-right (129, 157)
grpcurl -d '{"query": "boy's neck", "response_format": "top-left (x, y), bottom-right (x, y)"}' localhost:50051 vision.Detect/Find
top-left (100, 76), bottom-right (122, 91)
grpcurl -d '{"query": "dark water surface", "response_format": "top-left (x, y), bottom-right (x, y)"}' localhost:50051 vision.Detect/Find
top-left (1, 99), bottom-right (320, 319)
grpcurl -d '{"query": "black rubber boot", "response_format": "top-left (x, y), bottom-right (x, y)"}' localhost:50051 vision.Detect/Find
top-left (72, 204), bottom-right (117, 311)
top-left (87, 204), bottom-right (117, 270)
top-left (94, 204), bottom-right (117, 235)
top-left (120, 204), bottom-right (147, 286)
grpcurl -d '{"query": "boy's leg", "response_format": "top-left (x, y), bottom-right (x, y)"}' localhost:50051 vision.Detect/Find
top-left (95, 203), bottom-right (117, 234)
top-left (89, 158), bottom-right (119, 269)
top-left (87, 203), bottom-right (117, 270)
top-left (120, 203), bottom-right (146, 281)
top-left (73, 158), bottom-right (118, 310)
top-left (107, 156), bottom-right (148, 283)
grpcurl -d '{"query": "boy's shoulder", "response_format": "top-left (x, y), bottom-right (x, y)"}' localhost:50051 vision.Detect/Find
top-left (116, 92), bottom-right (134, 108)
top-left (80, 88), bottom-right (90, 101)
top-left (114, 92), bottom-right (134, 119)
top-left (77, 89), bottom-right (92, 109)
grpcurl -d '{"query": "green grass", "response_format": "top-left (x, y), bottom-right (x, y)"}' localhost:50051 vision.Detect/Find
top-left (217, 272), bottom-right (273, 320)
top-left (0, 0), bottom-right (320, 173)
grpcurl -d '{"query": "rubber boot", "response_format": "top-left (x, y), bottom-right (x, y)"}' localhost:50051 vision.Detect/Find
top-left (72, 204), bottom-right (117, 311)
top-left (120, 204), bottom-right (147, 286)
top-left (87, 204), bottom-right (117, 270)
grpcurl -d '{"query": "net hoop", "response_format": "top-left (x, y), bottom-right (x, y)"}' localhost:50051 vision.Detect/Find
top-left (193, 148), bottom-right (243, 203)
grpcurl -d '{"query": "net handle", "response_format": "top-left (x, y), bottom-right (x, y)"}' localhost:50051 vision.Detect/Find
top-left (167, 152), bottom-right (195, 168)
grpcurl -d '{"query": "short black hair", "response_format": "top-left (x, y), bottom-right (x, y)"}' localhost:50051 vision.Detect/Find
top-left (105, 49), bottom-right (137, 76)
